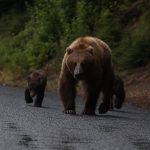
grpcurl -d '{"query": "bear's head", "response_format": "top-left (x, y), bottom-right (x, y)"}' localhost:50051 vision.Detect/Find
top-left (65, 43), bottom-right (95, 80)
top-left (27, 71), bottom-right (45, 97)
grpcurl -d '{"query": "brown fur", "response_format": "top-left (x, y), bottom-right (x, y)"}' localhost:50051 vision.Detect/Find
top-left (25, 69), bottom-right (47, 107)
top-left (59, 36), bottom-right (114, 115)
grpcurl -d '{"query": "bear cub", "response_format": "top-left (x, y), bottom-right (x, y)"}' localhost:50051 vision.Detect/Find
top-left (25, 69), bottom-right (47, 107)
top-left (110, 75), bottom-right (125, 110)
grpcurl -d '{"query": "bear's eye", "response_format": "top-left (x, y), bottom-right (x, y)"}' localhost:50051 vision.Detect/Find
top-left (66, 47), bottom-right (73, 55)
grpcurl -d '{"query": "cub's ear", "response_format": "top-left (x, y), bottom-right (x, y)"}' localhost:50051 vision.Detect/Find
top-left (87, 46), bottom-right (94, 55)
top-left (66, 47), bottom-right (73, 54)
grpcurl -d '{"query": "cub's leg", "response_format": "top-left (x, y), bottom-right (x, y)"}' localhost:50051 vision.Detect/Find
top-left (114, 90), bottom-right (125, 109)
top-left (25, 88), bottom-right (33, 103)
top-left (34, 91), bottom-right (44, 107)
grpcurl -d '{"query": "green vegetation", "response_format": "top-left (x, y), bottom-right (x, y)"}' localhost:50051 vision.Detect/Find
top-left (0, 0), bottom-right (150, 77)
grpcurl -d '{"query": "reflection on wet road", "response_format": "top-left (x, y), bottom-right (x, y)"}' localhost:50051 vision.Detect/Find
top-left (0, 86), bottom-right (150, 150)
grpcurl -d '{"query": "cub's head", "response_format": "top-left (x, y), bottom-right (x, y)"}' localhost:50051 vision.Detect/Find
top-left (27, 71), bottom-right (45, 97)
top-left (65, 43), bottom-right (95, 80)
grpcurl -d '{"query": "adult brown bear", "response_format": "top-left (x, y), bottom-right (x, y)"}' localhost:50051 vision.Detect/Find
top-left (25, 69), bottom-right (47, 107)
top-left (59, 36), bottom-right (114, 115)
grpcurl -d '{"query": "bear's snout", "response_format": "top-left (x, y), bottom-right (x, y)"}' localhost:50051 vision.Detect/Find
top-left (74, 63), bottom-right (83, 80)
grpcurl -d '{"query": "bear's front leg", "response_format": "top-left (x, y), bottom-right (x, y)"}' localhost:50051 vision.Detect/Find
top-left (59, 74), bottom-right (77, 115)
top-left (25, 88), bottom-right (33, 103)
top-left (99, 71), bottom-right (114, 114)
top-left (83, 82), bottom-right (100, 115)
top-left (34, 91), bottom-right (44, 107)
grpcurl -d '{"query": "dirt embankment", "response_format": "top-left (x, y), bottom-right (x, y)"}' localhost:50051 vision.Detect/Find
top-left (0, 71), bottom-right (59, 92)
top-left (124, 64), bottom-right (150, 108)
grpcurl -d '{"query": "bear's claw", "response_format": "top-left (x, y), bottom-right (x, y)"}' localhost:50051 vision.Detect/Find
top-left (82, 111), bottom-right (95, 115)
top-left (64, 110), bottom-right (76, 115)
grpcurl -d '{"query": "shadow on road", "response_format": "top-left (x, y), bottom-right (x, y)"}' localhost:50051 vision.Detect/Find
top-left (99, 114), bottom-right (129, 120)
top-left (27, 105), bottom-right (58, 110)
top-left (18, 134), bottom-right (37, 149)
top-left (111, 109), bottom-right (139, 114)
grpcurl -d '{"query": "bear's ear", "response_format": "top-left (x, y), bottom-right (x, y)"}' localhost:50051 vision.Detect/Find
top-left (87, 46), bottom-right (94, 55)
top-left (66, 47), bottom-right (73, 54)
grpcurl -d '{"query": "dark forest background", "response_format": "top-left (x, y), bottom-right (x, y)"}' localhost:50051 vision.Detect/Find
top-left (0, 0), bottom-right (150, 77)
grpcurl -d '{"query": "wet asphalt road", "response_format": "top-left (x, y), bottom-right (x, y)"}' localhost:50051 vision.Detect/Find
top-left (0, 86), bottom-right (150, 150)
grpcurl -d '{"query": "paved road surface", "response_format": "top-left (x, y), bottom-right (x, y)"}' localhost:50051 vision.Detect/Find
top-left (0, 86), bottom-right (150, 150)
